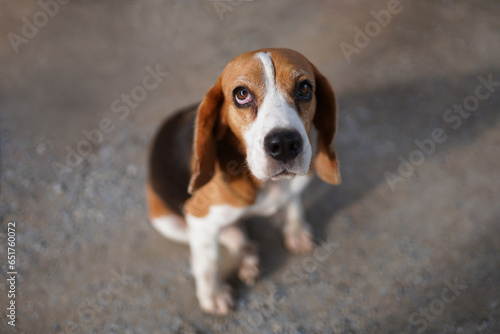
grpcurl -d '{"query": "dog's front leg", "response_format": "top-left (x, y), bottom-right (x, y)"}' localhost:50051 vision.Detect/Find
top-left (186, 205), bottom-right (245, 315)
top-left (283, 194), bottom-right (315, 254)
top-left (283, 175), bottom-right (314, 254)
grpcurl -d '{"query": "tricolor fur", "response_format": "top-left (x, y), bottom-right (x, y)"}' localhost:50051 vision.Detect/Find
top-left (147, 48), bottom-right (340, 314)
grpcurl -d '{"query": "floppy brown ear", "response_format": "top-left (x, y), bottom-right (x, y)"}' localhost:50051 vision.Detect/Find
top-left (311, 64), bottom-right (341, 185)
top-left (188, 78), bottom-right (226, 194)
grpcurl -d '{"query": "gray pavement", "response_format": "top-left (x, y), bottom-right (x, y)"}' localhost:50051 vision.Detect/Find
top-left (1, 1), bottom-right (499, 333)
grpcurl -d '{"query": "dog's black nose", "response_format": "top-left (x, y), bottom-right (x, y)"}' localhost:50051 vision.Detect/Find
top-left (264, 129), bottom-right (302, 162)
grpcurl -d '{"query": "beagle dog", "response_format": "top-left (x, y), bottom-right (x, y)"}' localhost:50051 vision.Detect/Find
top-left (147, 48), bottom-right (341, 315)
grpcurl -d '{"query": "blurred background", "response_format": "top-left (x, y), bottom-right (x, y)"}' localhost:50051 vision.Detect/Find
top-left (1, 0), bottom-right (500, 333)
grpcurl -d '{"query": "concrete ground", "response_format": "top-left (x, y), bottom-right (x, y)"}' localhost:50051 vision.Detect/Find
top-left (1, 0), bottom-right (500, 333)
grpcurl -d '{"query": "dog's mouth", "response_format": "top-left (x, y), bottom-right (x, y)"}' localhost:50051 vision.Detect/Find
top-left (270, 169), bottom-right (296, 180)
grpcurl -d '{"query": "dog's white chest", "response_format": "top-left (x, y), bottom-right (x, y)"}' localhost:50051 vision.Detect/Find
top-left (246, 175), bottom-right (311, 217)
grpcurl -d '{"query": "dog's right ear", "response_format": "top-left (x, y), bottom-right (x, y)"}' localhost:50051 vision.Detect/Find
top-left (188, 77), bottom-right (226, 194)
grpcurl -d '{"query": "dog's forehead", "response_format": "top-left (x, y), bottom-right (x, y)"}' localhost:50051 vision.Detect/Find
top-left (220, 49), bottom-right (315, 91)
top-left (221, 54), bottom-right (263, 90)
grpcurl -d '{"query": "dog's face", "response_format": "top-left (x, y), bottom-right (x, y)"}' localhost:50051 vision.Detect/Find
top-left (188, 48), bottom-right (341, 193)
top-left (222, 51), bottom-right (315, 181)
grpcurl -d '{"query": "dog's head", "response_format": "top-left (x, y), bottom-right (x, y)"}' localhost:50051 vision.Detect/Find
top-left (188, 48), bottom-right (341, 194)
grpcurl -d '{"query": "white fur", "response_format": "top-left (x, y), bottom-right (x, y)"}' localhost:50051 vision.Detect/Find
top-left (247, 174), bottom-right (311, 217)
top-left (152, 215), bottom-right (189, 243)
top-left (181, 175), bottom-right (311, 313)
top-left (243, 52), bottom-right (312, 181)
top-left (185, 205), bottom-right (246, 313)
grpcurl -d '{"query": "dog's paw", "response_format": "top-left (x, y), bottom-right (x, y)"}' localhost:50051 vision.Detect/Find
top-left (199, 284), bottom-right (235, 315)
top-left (284, 226), bottom-right (315, 255)
top-left (238, 249), bottom-right (260, 286)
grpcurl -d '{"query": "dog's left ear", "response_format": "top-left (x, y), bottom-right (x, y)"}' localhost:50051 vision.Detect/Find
top-left (188, 77), bottom-right (226, 194)
top-left (311, 63), bottom-right (341, 185)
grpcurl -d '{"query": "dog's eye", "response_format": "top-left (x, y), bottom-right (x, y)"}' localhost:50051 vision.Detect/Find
top-left (234, 87), bottom-right (253, 106)
top-left (296, 81), bottom-right (312, 101)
